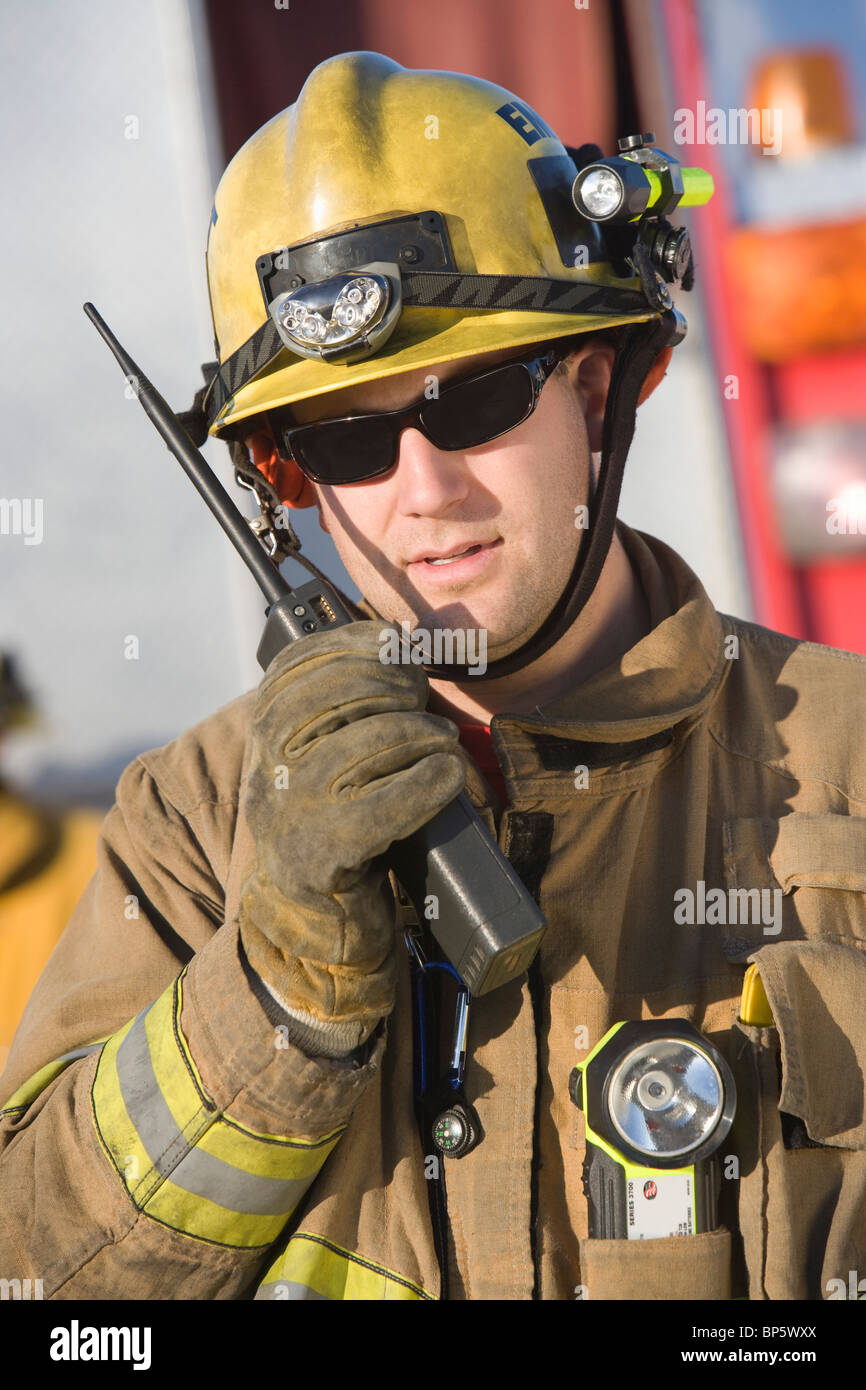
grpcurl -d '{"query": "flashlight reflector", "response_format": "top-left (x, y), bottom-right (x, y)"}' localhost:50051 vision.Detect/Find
top-left (607, 1039), bottom-right (725, 1159)
top-left (579, 167), bottom-right (625, 219)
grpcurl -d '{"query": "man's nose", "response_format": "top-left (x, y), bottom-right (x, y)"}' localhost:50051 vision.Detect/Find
top-left (393, 427), bottom-right (471, 515)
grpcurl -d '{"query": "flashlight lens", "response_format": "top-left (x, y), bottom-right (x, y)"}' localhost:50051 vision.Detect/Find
top-left (578, 167), bottom-right (624, 219)
top-left (606, 1040), bottom-right (725, 1159)
top-left (274, 274), bottom-right (390, 354)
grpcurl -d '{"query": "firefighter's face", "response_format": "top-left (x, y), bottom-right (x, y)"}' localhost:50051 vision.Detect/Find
top-left (290, 340), bottom-right (614, 661)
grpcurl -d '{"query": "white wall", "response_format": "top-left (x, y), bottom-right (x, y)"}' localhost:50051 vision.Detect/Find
top-left (0, 0), bottom-right (265, 806)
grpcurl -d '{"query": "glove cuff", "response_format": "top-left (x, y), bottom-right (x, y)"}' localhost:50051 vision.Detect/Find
top-left (239, 871), bottom-right (398, 1029)
top-left (258, 974), bottom-right (379, 1057)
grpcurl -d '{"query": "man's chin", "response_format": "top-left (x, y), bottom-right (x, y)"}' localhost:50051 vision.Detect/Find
top-left (381, 607), bottom-right (540, 662)
top-left (385, 603), bottom-right (495, 639)
top-left (377, 580), bottom-right (545, 657)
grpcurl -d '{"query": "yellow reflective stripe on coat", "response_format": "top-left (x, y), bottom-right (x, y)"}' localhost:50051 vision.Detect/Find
top-left (91, 972), bottom-right (343, 1248)
top-left (255, 1232), bottom-right (433, 1300)
top-left (0, 1040), bottom-right (107, 1115)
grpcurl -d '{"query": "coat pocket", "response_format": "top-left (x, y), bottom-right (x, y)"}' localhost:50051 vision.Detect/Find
top-left (732, 940), bottom-right (866, 1300)
top-left (721, 813), bottom-right (866, 962)
top-left (578, 1228), bottom-right (731, 1300)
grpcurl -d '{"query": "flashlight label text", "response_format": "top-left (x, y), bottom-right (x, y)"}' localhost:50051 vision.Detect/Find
top-left (626, 1173), bottom-right (694, 1240)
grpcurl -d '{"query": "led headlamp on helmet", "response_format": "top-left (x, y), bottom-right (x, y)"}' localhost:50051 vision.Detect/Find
top-left (183, 52), bottom-right (711, 682)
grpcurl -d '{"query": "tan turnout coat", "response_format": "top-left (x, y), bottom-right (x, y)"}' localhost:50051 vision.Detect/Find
top-left (2, 524), bottom-right (866, 1300)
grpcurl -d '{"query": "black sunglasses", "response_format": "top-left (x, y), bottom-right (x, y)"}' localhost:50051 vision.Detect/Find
top-left (271, 345), bottom-right (569, 486)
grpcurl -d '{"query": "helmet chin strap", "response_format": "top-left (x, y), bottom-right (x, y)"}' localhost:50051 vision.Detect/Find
top-left (413, 310), bottom-right (683, 683)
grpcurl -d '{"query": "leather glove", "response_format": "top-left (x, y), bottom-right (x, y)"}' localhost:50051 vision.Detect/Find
top-left (239, 620), bottom-right (465, 1056)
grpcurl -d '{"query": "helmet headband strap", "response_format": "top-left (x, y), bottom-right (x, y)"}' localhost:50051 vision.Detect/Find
top-left (203, 270), bottom-right (652, 431)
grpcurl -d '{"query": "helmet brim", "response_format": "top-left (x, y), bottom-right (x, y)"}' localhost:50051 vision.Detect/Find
top-left (210, 303), bottom-right (657, 436)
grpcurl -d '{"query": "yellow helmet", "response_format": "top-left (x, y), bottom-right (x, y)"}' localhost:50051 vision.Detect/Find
top-left (202, 50), bottom-right (662, 441)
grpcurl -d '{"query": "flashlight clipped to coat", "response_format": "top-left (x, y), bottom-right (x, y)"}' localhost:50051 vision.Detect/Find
top-left (570, 1021), bottom-right (736, 1239)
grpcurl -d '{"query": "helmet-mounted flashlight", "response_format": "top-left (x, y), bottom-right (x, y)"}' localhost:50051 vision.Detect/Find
top-left (268, 262), bottom-right (402, 362)
top-left (570, 133), bottom-right (713, 297)
top-left (572, 132), bottom-right (714, 224)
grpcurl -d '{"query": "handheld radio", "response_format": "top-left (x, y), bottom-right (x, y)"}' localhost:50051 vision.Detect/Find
top-left (84, 304), bottom-right (547, 996)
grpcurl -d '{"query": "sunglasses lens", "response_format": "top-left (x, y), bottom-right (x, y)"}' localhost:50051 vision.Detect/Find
top-left (423, 363), bottom-right (533, 450)
top-left (283, 356), bottom-right (545, 485)
top-left (288, 417), bottom-right (396, 484)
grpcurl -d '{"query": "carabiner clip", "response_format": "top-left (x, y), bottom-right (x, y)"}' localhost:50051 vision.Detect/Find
top-left (404, 928), bottom-right (482, 1157)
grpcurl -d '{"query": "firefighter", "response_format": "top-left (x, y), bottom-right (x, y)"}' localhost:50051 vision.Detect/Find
top-left (2, 52), bottom-right (865, 1302)
top-left (0, 654), bottom-right (101, 1075)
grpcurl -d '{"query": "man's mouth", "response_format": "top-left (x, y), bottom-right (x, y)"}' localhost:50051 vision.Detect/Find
top-left (407, 538), bottom-right (501, 567)
top-left (427, 544), bottom-right (484, 566)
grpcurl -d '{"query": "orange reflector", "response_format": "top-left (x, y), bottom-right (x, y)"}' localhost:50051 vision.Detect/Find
top-left (750, 48), bottom-right (856, 158)
top-left (726, 218), bottom-right (866, 361)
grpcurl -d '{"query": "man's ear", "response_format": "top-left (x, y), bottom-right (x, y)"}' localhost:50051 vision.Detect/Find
top-left (572, 345), bottom-right (616, 453)
top-left (571, 342), bottom-right (674, 450)
top-left (244, 428), bottom-right (317, 509)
